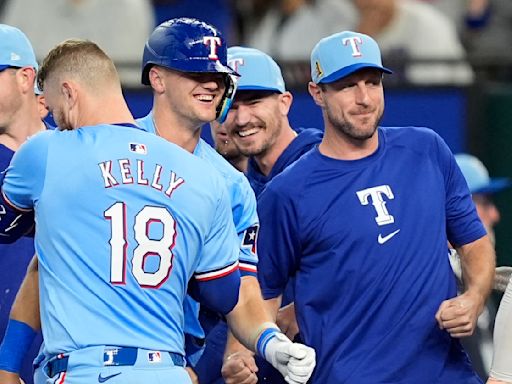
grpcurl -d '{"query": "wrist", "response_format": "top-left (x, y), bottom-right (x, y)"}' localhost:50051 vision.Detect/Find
top-left (0, 319), bottom-right (37, 373)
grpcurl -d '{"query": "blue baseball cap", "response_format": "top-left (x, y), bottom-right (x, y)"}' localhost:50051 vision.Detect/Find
top-left (311, 31), bottom-right (392, 84)
top-left (0, 24), bottom-right (38, 72)
top-left (227, 46), bottom-right (285, 93)
top-left (455, 153), bottom-right (511, 194)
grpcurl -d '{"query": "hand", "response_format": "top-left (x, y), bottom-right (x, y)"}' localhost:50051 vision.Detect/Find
top-left (435, 291), bottom-right (484, 338)
top-left (0, 370), bottom-right (24, 384)
top-left (185, 367), bottom-right (199, 384)
top-left (222, 350), bottom-right (258, 384)
top-left (277, 303), bottom-right (299, 340)
top-left (262, 332), bottom-right (315, 384)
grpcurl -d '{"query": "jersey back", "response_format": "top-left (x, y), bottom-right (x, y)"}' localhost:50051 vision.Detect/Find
top-left (2, 125), bottom-right (239, 355)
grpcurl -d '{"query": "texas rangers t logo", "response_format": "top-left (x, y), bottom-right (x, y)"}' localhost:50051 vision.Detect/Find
top-left (342, 36), bottom-right (363, 57)
top-left (356, 185), bottom-right (395, 225)
top-left (228, 57), bottom-right (244, 72)
top-left (203, 36), bottom-right (221, 60)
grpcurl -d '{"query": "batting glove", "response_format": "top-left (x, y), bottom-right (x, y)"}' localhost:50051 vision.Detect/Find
top-left (257, 329), bottom-right (315, 384)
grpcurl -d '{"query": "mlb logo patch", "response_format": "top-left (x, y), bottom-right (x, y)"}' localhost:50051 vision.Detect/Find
top-left (148, 351), bottom-right (162, 363)
top-left (129, 143), bottom-right (147, 155)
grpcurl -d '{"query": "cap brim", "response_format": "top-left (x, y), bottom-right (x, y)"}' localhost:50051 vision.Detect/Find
top-left (237, 85), bottom-right (283, 93)
top-left (319, 63), bottom-right (392, 84)
top-left (0, 65), bottom-right (10, 71)
top-left (472, 178), bottom-right (512, 194)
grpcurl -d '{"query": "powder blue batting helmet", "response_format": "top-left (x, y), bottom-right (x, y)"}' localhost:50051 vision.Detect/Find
top-left (141, 17), bottom-right (238, 122)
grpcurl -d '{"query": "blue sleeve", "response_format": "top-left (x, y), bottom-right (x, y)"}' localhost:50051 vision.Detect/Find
top-left (434, 134), bottom-right (486, 246)
top-left (231, 174), bottom-right (259, 277)
top-left (0, 131), bottom-right (50, 243)
top-left (257, 182), bottom-right (300, 300)
top-left (192, 180), bottom-right (241, 315)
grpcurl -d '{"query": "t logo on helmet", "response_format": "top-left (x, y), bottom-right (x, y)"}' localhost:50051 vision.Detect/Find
top-left (203, 36), bottom-right (221, 60)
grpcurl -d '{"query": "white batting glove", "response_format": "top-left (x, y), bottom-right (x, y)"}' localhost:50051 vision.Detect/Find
top-left (257, 329), bottom-right (315, 384)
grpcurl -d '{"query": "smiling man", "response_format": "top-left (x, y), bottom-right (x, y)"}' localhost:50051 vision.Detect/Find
top-left (256, 30), bottom-right (495, 383)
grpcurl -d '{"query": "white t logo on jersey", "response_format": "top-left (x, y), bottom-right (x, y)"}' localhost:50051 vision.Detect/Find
top-left (342, 36), bottom-right (363, 57)
top-left (356, 185), bottom-right (395, 225)
top-left (203, 36), bottom-right (221, 60)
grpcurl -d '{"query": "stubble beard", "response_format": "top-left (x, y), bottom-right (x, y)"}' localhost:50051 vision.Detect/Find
top-left (328, 109), bottom-right (382, 142)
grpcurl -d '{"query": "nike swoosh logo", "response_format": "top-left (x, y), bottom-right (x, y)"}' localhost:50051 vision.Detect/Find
top-left (98, 372), bottom-right (122, 383)
top-left (378, 229), bottom-right (400, 244)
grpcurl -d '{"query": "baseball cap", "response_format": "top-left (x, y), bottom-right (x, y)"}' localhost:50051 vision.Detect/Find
top-left (455, 153), bottom-right (511, 194)
top-left (0, 24), bottom-right (38, 72)
top-left (227, 46), bottom-right (285, 93)
top-left (311, 30), bottom-right (392, 84)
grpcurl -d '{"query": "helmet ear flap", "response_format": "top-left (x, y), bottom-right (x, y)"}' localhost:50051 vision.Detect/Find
top-left (216, 74), bottom-right (238, 123)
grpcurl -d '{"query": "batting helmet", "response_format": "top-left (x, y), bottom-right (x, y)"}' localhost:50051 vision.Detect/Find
top-left (141, 18), bottom-right (238, 122)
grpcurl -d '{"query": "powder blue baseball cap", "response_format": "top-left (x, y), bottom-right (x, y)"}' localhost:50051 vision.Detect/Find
top-left (455, 153), bottom-right (511, 194)
top-left (0, 24), bottom-right (38, 72)
top-left (311, 31), bottom-right (392, 84)
top-left (228, 46), bottom-right (285, 93)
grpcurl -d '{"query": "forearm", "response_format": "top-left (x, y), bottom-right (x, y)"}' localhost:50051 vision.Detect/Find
top-left (225, 276), bottom-right (280, 351)
top-left (10, 256), bottom-right (41, 330)
top-left (457, 235), bottom-right (495, 305)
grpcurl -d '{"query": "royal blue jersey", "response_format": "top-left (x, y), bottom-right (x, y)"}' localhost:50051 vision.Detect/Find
top-left (137, 113), bottom-right (259, 345)
top-left (0, 124), bottom-right (240, 356)
top-left (257, 127), bottom-right (485, 384)
top-left (247, 127), bottom-right (323, 197)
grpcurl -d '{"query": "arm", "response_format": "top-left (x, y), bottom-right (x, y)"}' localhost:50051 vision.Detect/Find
top-left (487, 274), bottom-right (512, 384)
top-left (0, 256), bottom-right (40, 383)
top-left (436, 235), bottom-right (495, 337)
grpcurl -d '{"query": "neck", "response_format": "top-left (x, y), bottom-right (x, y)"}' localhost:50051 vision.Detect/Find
top-left (254, 123), bottom-right (297, 176)
top-left (319, 125), bottom-right (379, 160)
top-left (78, 92), bottom-right (135, 128)
top-left (229, 155), bottom-right (249, 173)
top-left (152, 101), bottom-right (201, 154)
top-left (0, 99), bottom-right (46, 151)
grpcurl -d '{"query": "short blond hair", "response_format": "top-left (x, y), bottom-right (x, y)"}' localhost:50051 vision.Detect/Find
top-left (37, 39), bottom-right (119, 92)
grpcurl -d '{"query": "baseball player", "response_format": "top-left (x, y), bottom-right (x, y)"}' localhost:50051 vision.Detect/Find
top-left (0, 24), bottom-right (46, 384)
top-left (136, 18), bottom-right (315, 384)
top-left (207, 46), bottom-right (323, 383)
top-left (0, 38), bottom-right (242, 384)
top-left (257, 30), bottom-right (495, 383)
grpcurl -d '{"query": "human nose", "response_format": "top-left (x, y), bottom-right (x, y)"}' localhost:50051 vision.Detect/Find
top-left (354, 82), bottom-right (370, 105)
top-left (234, 104), bottom-right (251, 126)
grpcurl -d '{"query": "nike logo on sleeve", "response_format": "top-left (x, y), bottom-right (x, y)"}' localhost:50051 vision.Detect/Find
top-left (98, 372), bottom-right (122, 383)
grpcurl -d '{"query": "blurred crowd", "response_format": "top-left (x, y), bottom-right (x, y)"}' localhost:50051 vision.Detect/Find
top-left (1, 0), bottom-right (511, 85)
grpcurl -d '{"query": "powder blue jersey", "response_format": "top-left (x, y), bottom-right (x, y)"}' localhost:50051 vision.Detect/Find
top-left (258, 127), bottom-right (486, 384)
top-left (137, 114), bottom-right (259, 344)
top-left (0, 124), bottom-right (240, 356)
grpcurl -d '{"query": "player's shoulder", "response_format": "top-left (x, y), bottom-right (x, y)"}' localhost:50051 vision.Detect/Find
top-left (263, 146), bottom-right (318, 198)
top-left (135, 113), bottom-right (156, 134)
top-left (382, 126), bottom-right (442, 153)
top-left (195, 139), bottom-right (249, 185)
top-left (19, 129), bottom-right (56, 151)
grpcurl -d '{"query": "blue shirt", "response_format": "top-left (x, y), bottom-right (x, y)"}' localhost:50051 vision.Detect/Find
top-left (257, 127), bottom-right (485, 384)
top-left (247, 127), bottom-right (323, 197)
top-left (0, 125), bottom-right (240, 356)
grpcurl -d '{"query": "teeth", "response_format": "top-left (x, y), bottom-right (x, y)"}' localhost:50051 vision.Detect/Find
top-left (238, 128), bottom-right (259, 137)
top-left (196, 95), bottom-right (214, 101)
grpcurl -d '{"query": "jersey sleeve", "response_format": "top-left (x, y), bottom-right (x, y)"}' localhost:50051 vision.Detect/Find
top-left (257, 182), bottom-right (301, 300)
top-left (231, 175), bottom-right (259, 277)
top-left (434, 134), bottom-right (486, 246)
top-left (191, 180), bottom-right (240, 315)
top-left (0, 131), bottom-right (50, 242)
